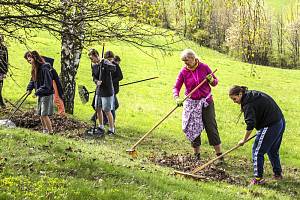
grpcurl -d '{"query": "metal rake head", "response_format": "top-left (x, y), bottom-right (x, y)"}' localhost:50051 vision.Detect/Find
top-left (126, 148), bottom-right (138, 158)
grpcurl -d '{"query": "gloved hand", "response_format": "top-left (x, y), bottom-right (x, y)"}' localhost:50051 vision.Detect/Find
top-left (96, 80), bottom-right (102, 86)
top-left (175, 97), bottom-right (183, 107)
top-left (26, 90), bottom-right (32, 95)
top-left (206, 74), bottom-right (214, 84)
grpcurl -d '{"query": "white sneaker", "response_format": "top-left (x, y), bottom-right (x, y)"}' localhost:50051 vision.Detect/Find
top-left (42, 129), bottom-right (48, 134)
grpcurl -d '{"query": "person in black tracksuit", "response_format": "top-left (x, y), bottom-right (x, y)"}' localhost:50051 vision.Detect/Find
top-left (25, 51), bottom-right (54, 134)
top-left (229, 85), bottom-right (285, 185)
top-left (0, 35), bottom-right (8, 108)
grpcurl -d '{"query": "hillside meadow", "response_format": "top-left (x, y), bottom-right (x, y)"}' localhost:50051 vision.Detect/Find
top-left (0, 31), bottom-right (299, 199)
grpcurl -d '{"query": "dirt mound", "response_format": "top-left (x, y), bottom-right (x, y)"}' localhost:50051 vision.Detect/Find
top-left (6, 109), bottom-right (89, 137)
top-left (149, 153), bottom-right (246, 185)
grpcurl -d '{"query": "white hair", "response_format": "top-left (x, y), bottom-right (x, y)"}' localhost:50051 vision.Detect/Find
top-left (180, 49), bottom-right (199, 60)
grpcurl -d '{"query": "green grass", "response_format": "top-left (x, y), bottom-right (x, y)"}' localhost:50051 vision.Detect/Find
top-left (1, 30), bottom-right (300, 199)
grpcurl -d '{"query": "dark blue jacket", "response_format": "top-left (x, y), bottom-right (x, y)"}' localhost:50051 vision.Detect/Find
top-left (242, 90), bottom-right (283, 131)
top-left (27, 63), bottom-right (54, 97)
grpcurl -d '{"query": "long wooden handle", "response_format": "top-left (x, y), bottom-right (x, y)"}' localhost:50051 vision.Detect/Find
top-left (130, 106), bottom-right (178, 150)
top-left (192, 134), bottom-right (257, 174)
top-left (129, 69), bottom-right (218, 150)
top-left (87, 77), bottom-right (160, 95)
top-left (120, 77), bottom-right (159, 87)
top-left (183, 69), bottom-right (217, 102)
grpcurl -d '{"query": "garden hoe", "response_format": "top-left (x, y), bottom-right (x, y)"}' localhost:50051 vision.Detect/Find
top-left (126, 69), bottom-right (218, 158)
top-left (0, 92), bottom-right (30, 128)
top-left (174, 134), bottom-right (257, 179)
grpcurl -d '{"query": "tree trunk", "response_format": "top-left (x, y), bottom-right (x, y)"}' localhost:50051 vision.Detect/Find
top-left (60, 35), bottom-right (83, 114)
top-left (60, 0), bottom-right (85, 114)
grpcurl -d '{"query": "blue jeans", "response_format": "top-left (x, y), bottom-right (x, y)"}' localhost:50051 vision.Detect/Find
top-left (252, 118), bottom-right (285, 178)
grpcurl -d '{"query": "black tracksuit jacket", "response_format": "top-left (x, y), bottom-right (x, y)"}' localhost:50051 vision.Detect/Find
top-left (241, 90), bottom-right (284, 131)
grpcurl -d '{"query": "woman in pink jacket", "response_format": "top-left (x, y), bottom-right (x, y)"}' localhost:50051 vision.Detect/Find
top-left (173, 49), bottom-right (223, 160)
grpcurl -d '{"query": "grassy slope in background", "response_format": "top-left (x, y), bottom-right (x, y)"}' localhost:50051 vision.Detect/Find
top-left (0, 30), bottom-right (299, 199)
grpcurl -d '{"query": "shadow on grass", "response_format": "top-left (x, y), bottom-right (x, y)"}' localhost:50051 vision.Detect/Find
top-left (262, 173), bottom-right (300, 198)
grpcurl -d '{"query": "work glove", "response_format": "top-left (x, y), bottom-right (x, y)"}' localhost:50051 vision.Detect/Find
top-left (206, 74), bottom-right (214, 84)
top-left (175, 97), bottom-right (183, 107)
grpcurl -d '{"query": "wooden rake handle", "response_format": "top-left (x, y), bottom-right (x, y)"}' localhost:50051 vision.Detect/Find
top-left (183, 69), bottom-right (217, 102)
top-left (128, 69), bottom-right (218, 151)
top-left (129, 105), bottom-right (178, 150)
top-left (191, 134), bottom-right (257, 174)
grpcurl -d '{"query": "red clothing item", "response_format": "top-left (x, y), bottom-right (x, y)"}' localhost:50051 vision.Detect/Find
top-left (173, 61), bottom-right (218, 102)
top-left (53, 80), bottom-right (65, 116)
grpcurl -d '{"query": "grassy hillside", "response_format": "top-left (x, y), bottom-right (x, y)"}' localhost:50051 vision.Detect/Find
top-left (1, 31), bottom-right (300, 199)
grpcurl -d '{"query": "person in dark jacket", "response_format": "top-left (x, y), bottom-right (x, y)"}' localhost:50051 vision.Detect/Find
top-left (0, 35), bottom-right (8, 108)
top-left (25, 51), bottom-right (54, 134)
top-left (103, 53), bottom-right (123, 124)
top-left (88, 49), bottom-right (116, 135)
top-left (42, 56), bottom-right (65, 116)
top-left (112, 55), bottom-right (123, 115)
top-left (229, 85), bottom-right (285, 185)
top-left (92, 54), bottom-right (123, 124)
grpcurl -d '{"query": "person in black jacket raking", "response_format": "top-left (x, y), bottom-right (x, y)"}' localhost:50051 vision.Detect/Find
top-left (25, 51), bottom-right (54, 134)
top-left (88, 49), bottom-right (116, 136)
top-left (0, 35), bottom-right (8, 108)
top-left (229, 85), bottom-right (285, 185)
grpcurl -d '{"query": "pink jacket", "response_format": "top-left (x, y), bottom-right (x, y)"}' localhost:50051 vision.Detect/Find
top-left (173, 61), bottom-right (218, 103)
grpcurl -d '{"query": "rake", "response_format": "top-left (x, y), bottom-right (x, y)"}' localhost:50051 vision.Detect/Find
top-left (0, 92), bottom-right (30, 128)
top-left (174, 134), bottom-right (256, 178)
